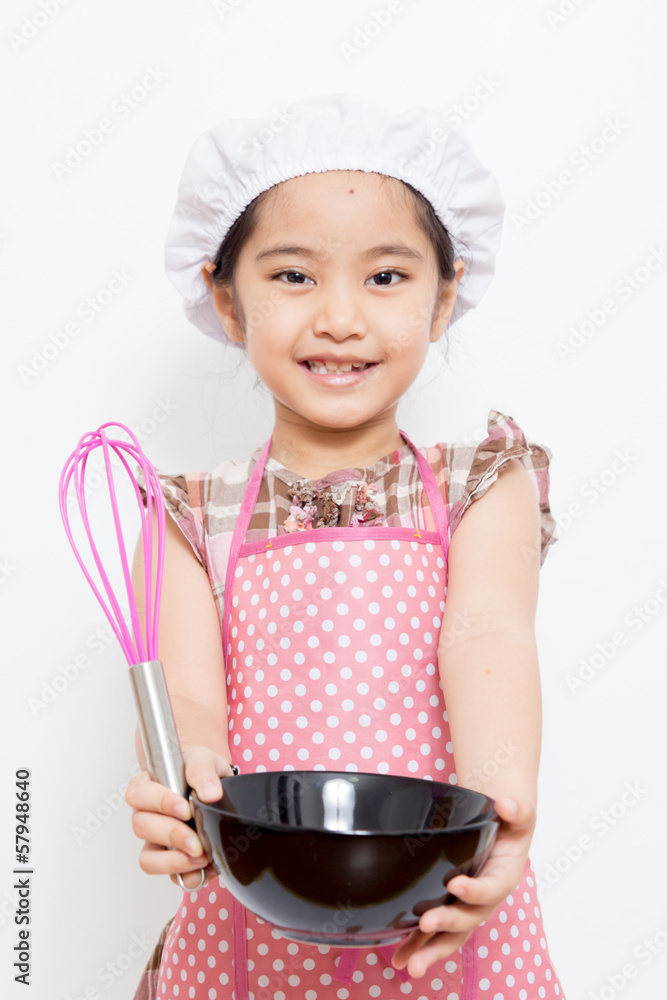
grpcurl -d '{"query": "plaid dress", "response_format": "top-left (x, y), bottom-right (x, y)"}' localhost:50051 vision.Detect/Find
top-left (132, 409), bottom-right (561, 1000)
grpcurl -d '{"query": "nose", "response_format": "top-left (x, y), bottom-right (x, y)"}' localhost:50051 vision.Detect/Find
top-left (311, 279), bottom-right (368, 341)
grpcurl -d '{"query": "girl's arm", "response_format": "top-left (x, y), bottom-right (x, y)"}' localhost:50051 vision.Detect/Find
top-left (393, 457), bottom-right (544, 976)
top-left (125, 508), bottom-right (234, 889)
top-left (438, 456), bottom-right (543, 807)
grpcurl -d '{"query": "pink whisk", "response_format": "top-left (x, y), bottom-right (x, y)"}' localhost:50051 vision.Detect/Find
top-left (58, 422), bottom-right (165, 665)
top-left (58, 421), bottom-right (207, 890)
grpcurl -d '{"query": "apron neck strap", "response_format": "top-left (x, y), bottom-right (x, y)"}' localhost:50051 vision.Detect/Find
top-left (397, 429), bottom-right (450, 548)
top-left (222, 436), bottom-right (273, 670)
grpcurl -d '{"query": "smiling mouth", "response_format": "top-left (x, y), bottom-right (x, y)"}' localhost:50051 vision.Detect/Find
top-left (301, 360), bottom-right (376, 374)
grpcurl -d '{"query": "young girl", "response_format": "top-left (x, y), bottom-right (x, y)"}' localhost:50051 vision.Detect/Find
top-left (127, 93), bottom-right (567, 1000)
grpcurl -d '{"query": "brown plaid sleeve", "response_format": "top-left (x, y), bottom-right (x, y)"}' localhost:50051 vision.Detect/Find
top-left (441, 409), bottom-right (559, 567)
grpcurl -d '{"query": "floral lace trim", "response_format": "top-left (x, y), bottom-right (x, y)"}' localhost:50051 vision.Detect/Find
top-left (283, 480), bottom-right (383, 531)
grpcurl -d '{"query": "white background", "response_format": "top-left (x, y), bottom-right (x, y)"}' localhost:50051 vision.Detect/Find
top-left (2, 1), bottom-right (666, 998)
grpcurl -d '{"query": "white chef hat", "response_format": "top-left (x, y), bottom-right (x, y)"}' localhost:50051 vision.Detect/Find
top-left (164, 92), bottom-right (505, 348)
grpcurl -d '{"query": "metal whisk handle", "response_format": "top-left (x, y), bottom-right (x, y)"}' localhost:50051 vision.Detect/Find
top-left (128, 660), bottom-right (207, 891)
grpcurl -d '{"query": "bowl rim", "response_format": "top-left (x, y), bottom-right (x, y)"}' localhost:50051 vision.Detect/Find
top-left (189, 769), bottom-right (499, 837)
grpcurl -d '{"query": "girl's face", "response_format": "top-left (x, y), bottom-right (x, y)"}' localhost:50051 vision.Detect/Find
top-left (203, 170), bottom-right (464, 436)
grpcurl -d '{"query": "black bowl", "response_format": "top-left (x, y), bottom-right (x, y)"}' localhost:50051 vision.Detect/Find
top-left (190, 770), bottom-right (499, 947)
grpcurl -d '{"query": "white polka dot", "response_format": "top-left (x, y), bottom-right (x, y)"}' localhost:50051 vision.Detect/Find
top-left (479, 980), bottom-right (490, 992)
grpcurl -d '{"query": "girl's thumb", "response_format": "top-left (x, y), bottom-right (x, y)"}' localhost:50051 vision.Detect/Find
top-left (183, 747), bottom-right (229, 801)
top-left (496, 794), bottom-right (536, 827)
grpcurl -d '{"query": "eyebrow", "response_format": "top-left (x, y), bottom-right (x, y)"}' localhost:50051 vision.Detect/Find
top-left (254, 243), bottom-right (424, 263)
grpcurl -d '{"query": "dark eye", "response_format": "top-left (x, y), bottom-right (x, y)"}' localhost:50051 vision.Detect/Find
top-left (369, 270), bottom-right (406, 286)
top-left (272, 270), bottom-right (314, 285)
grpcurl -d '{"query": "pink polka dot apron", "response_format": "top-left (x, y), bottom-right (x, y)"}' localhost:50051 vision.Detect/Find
top-left (156, 431), bottom-right (567, 1000)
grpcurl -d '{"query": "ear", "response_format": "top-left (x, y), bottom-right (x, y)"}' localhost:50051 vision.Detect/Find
top-left (429, 259), bottom-right (465, 343)
top-left (201, 262), bottom-right (245, 345)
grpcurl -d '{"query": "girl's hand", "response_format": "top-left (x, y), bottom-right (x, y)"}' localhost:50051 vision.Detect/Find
top-left (392, 794), bottom-right (536, 978)
top-left (125, 746), bottom-right (235, 891)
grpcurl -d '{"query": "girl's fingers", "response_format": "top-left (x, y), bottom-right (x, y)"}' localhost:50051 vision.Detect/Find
top-left (126, 771), bottom-right (193, 822)
top-left (131, 809), bottom-right (207, 859)
top-left (445, 860), bottom-right (522, 907)
top-left (170, 862), bottom-right (219, 890)
top-left (139, 842), bottom-right (209, 877)
top-left (417, 901), bottom-right (497, 938)
top-left (396, 928), bottom-right (472, 977)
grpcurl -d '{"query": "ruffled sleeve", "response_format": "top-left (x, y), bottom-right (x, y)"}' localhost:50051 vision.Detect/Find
top-left (135, 466), bottom-right (208, 572)
top-left (445, 409), bottom-right (560, 567)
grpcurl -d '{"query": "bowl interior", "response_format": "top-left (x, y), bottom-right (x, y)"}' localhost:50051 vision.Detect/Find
top-left (203, 770), bottom-right (495, 834)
